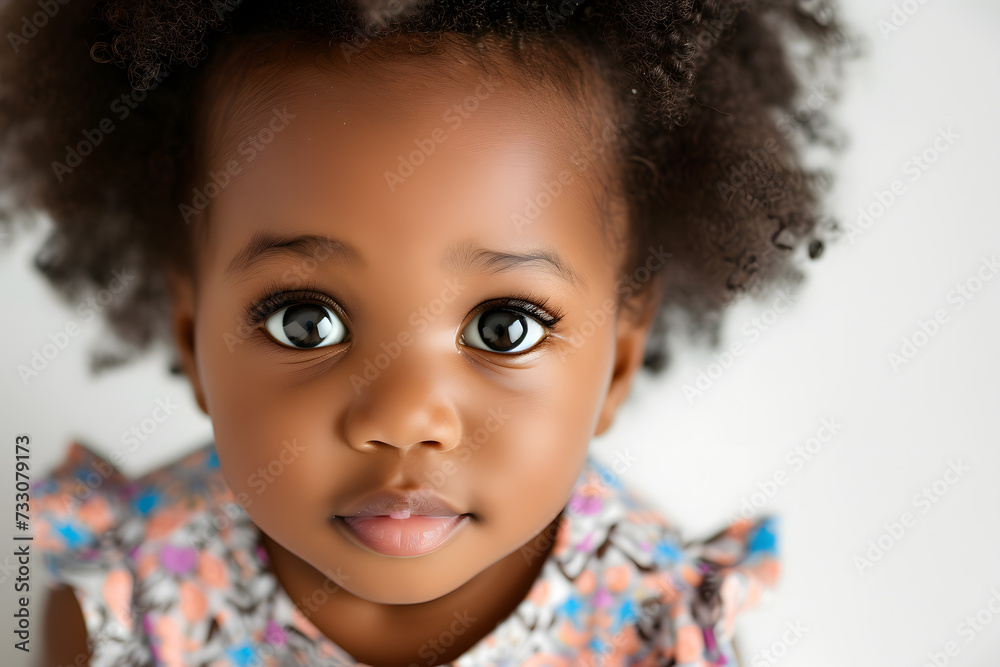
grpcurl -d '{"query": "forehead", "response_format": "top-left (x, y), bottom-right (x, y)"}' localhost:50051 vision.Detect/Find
top-left (198, 33), bottom-right (614, 168)
top-left (192, 34), bottom-right (628, 287)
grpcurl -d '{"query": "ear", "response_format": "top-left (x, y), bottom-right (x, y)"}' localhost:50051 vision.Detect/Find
top-left (167, 270), bottom-right (209, 416)
top-left (593, 280), bottom-right (662, 437)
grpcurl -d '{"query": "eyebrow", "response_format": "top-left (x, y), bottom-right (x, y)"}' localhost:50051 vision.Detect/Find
top-left (226, 232), bottom-right (359, 276)
top-left (225, 231), bottom-right (585, 289)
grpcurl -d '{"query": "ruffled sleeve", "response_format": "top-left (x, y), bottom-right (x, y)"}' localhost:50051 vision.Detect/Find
top-left (560, 456), bottom-right (782, 666)
top-left (453, 451), bottom-right (783, 666)
top-left (33, 442), bottom-right (132, 553)
top-left (31, 442), bottom-right (153, 665)
top-left (653, 515), bottom-right (781, 666)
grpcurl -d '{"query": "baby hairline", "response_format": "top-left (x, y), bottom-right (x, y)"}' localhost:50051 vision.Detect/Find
top-left (179, 26), bottom-right (641, 282)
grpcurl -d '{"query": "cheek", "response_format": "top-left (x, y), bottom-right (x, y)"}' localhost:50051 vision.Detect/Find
top-left (466, 325), bottom-right (615, 527)
top-left (193, 303), bottom-right (333, 518)
top-left (209, 395), bottom-right (333, 534)
top-left (528, 322), bottom-right (616, 446)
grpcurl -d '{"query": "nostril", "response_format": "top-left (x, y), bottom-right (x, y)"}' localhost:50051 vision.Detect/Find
top-left (363, 440), bottom-right (440, 451)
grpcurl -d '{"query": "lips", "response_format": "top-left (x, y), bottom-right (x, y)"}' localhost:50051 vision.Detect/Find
top-left (331, 488), bottom-right (472, 557)
top-left (338, 488), bottom-right (466, 518)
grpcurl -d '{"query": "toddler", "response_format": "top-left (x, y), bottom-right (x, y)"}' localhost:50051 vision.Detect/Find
top-left (0, 0), bottom-right (848, 665)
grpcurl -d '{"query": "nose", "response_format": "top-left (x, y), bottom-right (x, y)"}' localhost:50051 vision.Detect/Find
top-left (341, 343), bottom-right (462, 455)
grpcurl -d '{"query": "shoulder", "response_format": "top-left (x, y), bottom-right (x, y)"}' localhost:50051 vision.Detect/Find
top-left (543, 454), bottom-right (782, 664)
top-left (31, 442), bottom-right (238, 665)
top-left (32, 440), bottom-right (232, 555)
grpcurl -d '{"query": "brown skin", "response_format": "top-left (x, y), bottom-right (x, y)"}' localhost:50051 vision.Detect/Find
top-left (42, 585), bottom-right (90, 667)
top-left (45, 40), bottom-right (662, 667)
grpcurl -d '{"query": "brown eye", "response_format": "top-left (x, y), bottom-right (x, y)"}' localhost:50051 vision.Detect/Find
top-left (264, 303), bottom-right (347, 349)
top-left (461, 308), bottom-right (546, 354)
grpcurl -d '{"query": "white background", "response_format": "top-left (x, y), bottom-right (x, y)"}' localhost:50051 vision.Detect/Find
top-left (1, 0), bottom-right (998, 665)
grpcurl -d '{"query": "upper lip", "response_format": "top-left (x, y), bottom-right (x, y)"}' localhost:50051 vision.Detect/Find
top-left (335, 488), bottom-right (468, 518)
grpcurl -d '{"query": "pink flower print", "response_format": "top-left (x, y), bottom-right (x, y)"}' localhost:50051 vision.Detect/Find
top-left (160, 544), bottom-right (197, 574)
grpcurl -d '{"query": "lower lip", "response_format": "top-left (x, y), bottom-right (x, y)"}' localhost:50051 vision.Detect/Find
top-left (335, 515), bottom-right (469, 557)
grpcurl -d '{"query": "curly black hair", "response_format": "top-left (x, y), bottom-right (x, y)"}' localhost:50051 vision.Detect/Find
top-left (0, 0), bottom-right (854, 374)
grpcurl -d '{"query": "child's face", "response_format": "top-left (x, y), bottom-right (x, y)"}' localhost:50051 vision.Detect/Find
top-left (171, 41), bottom-right (658, 605)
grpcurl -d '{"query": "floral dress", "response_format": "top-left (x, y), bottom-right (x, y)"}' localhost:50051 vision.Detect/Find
top-left (32, 442), bottom-right (780, 666)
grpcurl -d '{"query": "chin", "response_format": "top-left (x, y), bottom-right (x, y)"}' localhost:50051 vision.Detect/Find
top-left (345, 577), bottom-right (462, 606)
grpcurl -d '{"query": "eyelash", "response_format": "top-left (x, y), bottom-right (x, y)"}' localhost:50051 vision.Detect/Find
top-left (242, 282), bottom-right (566, 347)
top-left (243, 280), bottom-right (348, 329)
top-left (467, 291), bottom-right (565, 331)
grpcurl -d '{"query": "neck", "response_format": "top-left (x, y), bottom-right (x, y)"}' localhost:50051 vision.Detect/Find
top-left (259, 512), bottom-right (561, 666)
